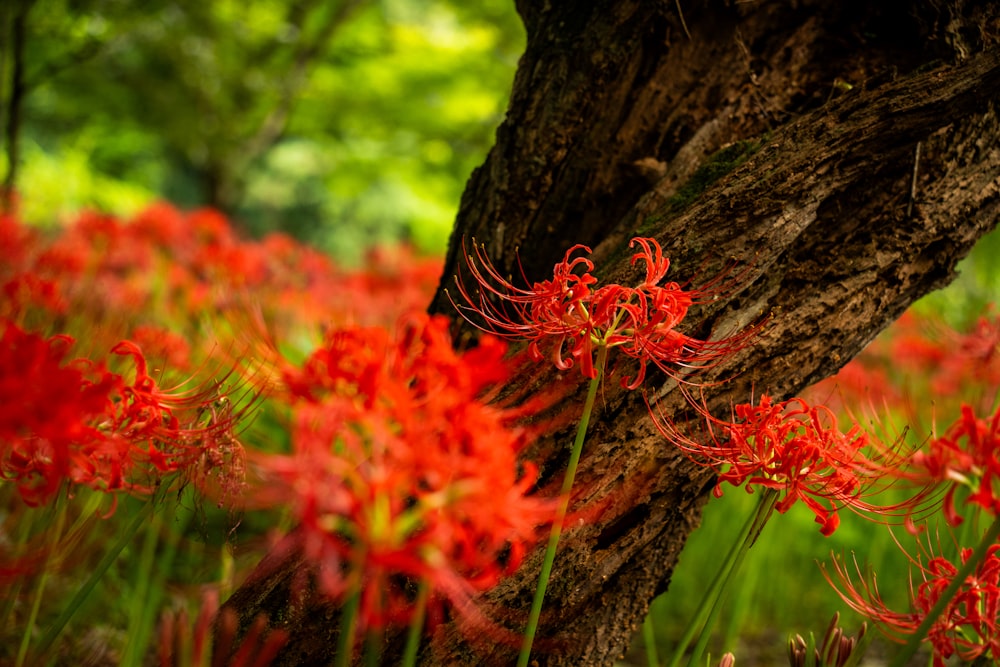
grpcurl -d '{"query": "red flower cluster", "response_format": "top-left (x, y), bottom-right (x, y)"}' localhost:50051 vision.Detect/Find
top-left (906, 311), bottom-right (1000, 400)
top-left (0, 318), bottom-right (243, 507)
top-left (250, 313), bottom-right (554, 633)
top-left (660, 395), bottom-right (895, 535)
top-left (808, 309), bottom-right (1000, 420)
top-left (0, 321), bottom-right (113, 505)
top-left (910, 403), bottom-right (1000, 526)
top-left (826, 543), bottom-right (1000, 666)
top-left (451, 237), bottom-right (752, 388)
top-left (1, 212), bottom-right (65, 318)
top-left (1, 204), bottom-right (442, 354)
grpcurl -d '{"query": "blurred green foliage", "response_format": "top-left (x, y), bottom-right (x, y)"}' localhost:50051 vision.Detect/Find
top-left (917, 225), bottom-right (1000, 328)
top-left (1, 0), bottom-right (524, 261)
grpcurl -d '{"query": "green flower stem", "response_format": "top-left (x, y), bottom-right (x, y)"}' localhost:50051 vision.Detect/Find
top-left (643, 613), bottom-right (660, 667)
top-left (335, 589), bottom-right (361, 667)
top-left (685, 489), bottom-right (777, 667)
top-left (15, 492), bottom-right (69, 667)
top-left (0, 505), bottom-right (32, 627)
top-left (122, 496), bottom-right (189, 667)
top-left (665, 497), bottom-right (754, 667)
top-left (364, 626), bottom-right (382, 667)
top-left (6, 489), bottom-right (104, 660)
top-left (665, 489), bottom-right (778, 667)
top-left (517, 344), bottom-right (608, 667)
top-left (401, 579), bottom-right (429, 667)
top-left (888, 512), bottom-right (1000, 667)
top-left (33, 491), bottom-right (159, 663)
top-left (121, 507), bottom-right (164, 667)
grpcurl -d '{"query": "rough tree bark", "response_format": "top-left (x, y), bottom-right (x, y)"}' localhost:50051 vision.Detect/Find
top-left (222, 2), bottom-right (1000, 665)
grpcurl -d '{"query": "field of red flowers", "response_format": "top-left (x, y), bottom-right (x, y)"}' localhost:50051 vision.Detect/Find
top-left (1, 203), bottom-right (450, 665)
top-left (3, 203), bottom-right (1000, 667)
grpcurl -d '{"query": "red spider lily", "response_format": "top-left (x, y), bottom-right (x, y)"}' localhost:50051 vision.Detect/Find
top-left (803, 356), bottom-right (900, 416)
top-left (0, 207), bottom-right (66, 320)
top-left (103, 339), bottom-right (252, 504)
top-left (129, 325), bottom-right (193, 371)
top-left (0, 205), bottom-right (447, 397)
top-left (0, 319), bottom-right (247, 506)
top-left (895, 310), bottom-right (1000, 401)
top-left (909, 403), bottom-right (1000, 527)
top-left (0, 320), bottom-right (119, 505)
top-left (1, 272), bottom-right (66, 319)
top-left (0, 211), bottom-right (34, 264)
top-left (449, 237), bottom-right (754, 388)
top-left (815, 310), bottom-right (1000, 421)
top-left (657, 395), bottom-right (903, 535)
top-left (3, 204), bottom-right (440, 341)
top-left (249, 313), bottom-right (555, 635)
top-left (824, 540), bottom-right (1000, 666)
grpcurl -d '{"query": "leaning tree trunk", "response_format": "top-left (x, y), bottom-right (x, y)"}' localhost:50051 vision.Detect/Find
top-left (222, 2), bottom-right (1000, 665)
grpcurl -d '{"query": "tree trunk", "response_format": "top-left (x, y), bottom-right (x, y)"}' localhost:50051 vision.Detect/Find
top-left (222, 2), bottom-right (1000, 665)
top-left (1, 0), bottom-right (32, 210)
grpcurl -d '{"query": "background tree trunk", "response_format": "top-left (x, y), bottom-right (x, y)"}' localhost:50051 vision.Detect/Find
top-left (1, 0), bottom-right (33, 210)
top-left (222, 2), bottom-right (1000, 664)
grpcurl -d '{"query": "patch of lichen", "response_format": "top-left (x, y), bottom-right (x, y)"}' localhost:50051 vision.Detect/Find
top-left (671, 138), bottom-right (765, 209)
top-left (594, 137), bottom-right (767, 278)
top-left (637, 137), bottom-right (766, 237)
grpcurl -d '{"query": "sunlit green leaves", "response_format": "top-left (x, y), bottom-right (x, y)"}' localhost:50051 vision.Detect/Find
top-left (4, 0), bottom-right (525, 261)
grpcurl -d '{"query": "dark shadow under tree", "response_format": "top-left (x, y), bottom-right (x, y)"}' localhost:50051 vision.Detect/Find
top-left (221, 2), bottom-right (1000, 665)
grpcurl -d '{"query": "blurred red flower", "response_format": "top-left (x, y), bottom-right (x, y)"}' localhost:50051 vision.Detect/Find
top-left (249, 313), bottom-right (555, 634)
top-left (909, 403), bottom-right (1000, 527)
top-left (0, 320), bottom-right (246, 506)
